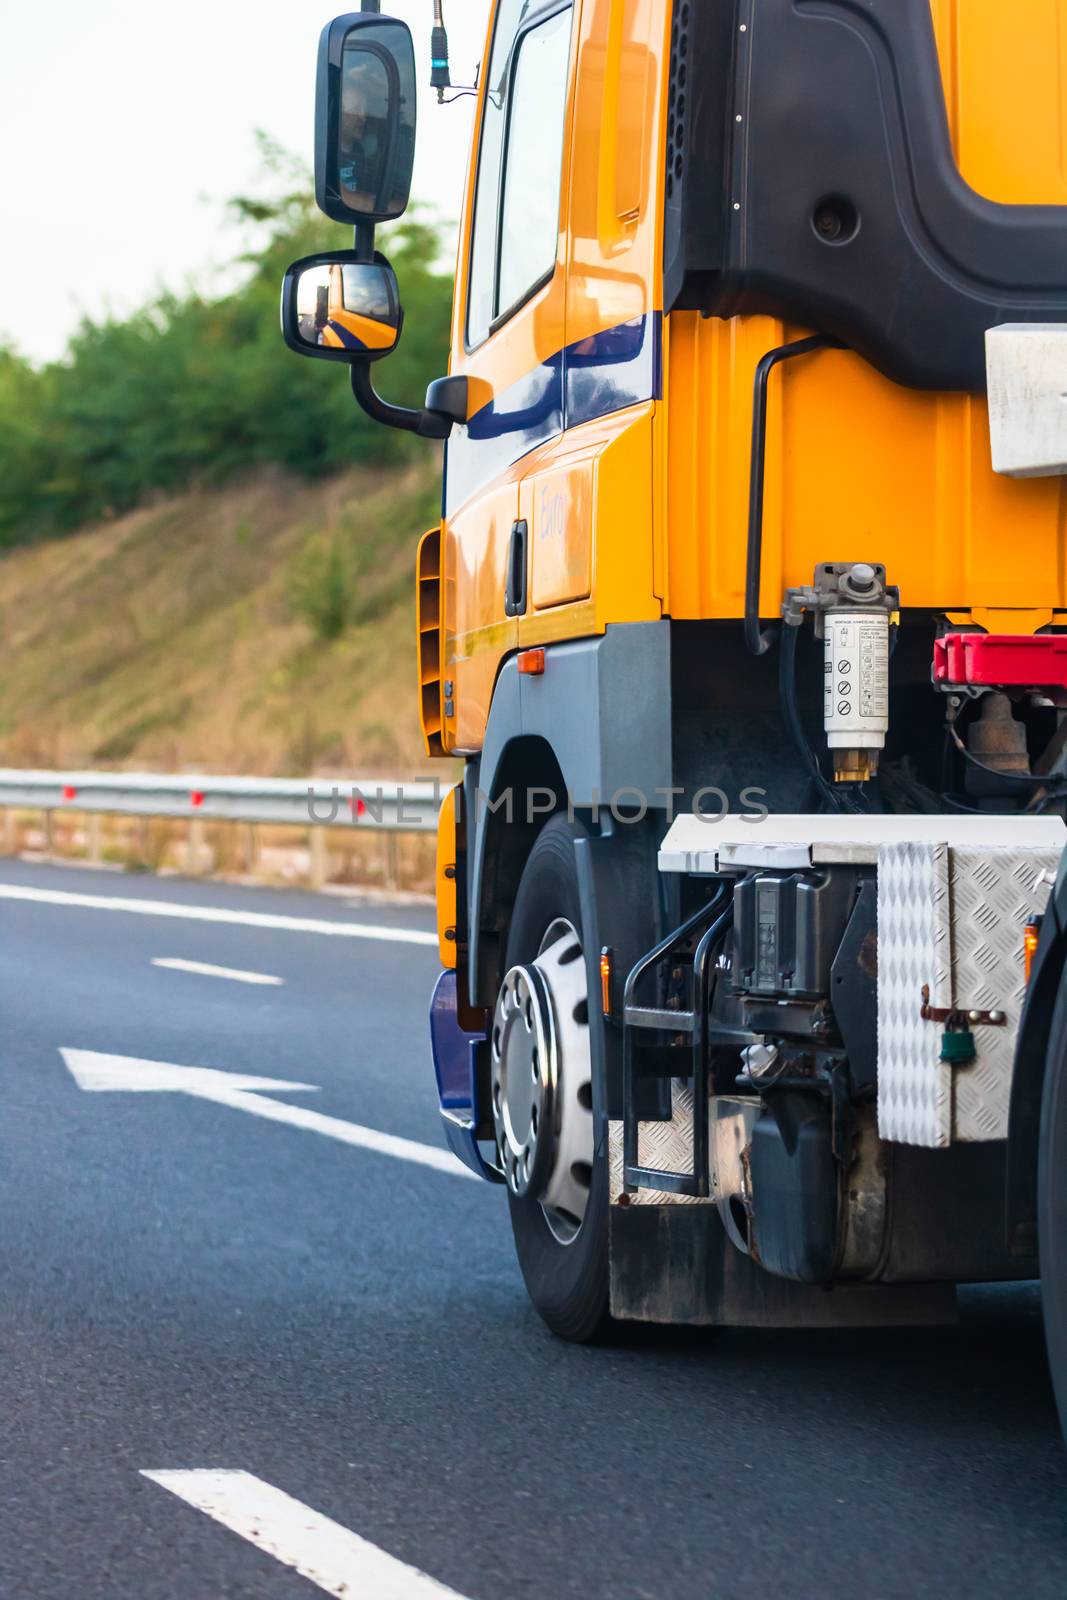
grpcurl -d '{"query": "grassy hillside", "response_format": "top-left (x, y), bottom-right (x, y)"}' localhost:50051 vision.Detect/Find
top-left (0, 457), bottom-right (445, 777)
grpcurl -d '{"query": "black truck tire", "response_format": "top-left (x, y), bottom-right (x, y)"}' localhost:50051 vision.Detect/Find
top-left (502, 816), bottom-right (610, 1343)
top-left (1039, 979), bottom-right (1067, 1445)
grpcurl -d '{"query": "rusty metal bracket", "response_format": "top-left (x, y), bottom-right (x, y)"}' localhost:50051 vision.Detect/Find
top-left (920, 985), bottom-right (1007, 1027)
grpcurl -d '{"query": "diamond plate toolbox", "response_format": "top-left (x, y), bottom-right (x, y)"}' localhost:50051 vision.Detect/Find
top-left (878, 842), bottom-right (1059, 1146)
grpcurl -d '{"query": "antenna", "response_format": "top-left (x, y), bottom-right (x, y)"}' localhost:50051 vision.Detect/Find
top-left (431, 0), bottom-right (452, 100)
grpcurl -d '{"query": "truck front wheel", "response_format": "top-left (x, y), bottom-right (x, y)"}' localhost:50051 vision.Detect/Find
top-left (492, 816), bottom-right (609, 1342)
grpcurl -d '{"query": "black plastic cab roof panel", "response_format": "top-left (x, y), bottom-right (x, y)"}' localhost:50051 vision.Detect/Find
top-left (665, 0), bottom-right (1067, 391)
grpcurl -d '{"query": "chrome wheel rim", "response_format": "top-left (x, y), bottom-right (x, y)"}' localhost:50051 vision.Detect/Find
top-left (491, 918), bottom-right (593, 1244)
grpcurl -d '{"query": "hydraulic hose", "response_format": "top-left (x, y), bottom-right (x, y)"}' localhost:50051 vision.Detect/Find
top-left (744, 334), bottom-right (843, 657)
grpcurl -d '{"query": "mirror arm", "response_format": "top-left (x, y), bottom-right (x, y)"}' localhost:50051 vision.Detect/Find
top-left (350, 365), bottom-right (453, 441)
top-left (353, 222), bottom-right (377, 263)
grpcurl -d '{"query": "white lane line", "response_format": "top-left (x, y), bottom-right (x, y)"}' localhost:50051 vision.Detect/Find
top-left (0, 882), bottom-right (437, 946)
top-left (141, 1470), bottom-right (469, 1599)
top-left (61, 1049), bottom-right (477, 1181)
top-left (152, 957), bottom-right (284, 987)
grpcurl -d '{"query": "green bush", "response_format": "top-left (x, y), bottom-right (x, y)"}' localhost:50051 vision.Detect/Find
top-left (287, 535), bottom-right (354, 641)
top-left (0, 137), bottom-right (454, 549)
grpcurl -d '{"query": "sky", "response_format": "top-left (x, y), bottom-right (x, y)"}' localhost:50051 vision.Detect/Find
top-left (0, 0), bottom-right (489, 364)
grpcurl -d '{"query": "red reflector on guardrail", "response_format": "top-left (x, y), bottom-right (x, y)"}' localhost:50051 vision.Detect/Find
top-left (190, 791), bottom-right (205, 808)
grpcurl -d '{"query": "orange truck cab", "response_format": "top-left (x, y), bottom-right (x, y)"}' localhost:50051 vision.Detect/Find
top-left (283, 0), bottom-right (1067, 1440)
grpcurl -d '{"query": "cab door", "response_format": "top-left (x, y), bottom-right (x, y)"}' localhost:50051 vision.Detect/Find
top-left (517, 0), bottom-right (662, 644)
top-left (442, 0), bottom-right (578, 754)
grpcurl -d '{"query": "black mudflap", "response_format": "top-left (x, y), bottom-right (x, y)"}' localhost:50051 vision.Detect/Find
top-left (609, 1204), bottom-right (957, 1329)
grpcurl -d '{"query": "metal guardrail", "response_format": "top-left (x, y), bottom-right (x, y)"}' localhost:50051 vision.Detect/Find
top-left (0, 770), bottom-right (444, 886)
top-left (0, 770), bottom-right (442, 831)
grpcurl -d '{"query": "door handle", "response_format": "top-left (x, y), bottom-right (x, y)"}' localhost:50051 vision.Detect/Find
top-left (505, 519), bottom-right (528, 617)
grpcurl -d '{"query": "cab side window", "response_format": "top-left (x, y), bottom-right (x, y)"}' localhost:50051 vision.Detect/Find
top-left (467, 1), bottom-right (573, 348)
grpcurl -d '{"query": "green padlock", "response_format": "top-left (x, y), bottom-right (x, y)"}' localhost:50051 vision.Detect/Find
top-left (940, 1028), bottom-right (976, 1065)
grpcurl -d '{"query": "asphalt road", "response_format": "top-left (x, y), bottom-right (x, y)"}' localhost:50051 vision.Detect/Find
top-left (2, 858), bottom-right (1066, 1599)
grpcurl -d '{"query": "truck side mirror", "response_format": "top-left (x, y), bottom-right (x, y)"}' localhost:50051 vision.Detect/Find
top-left (281, 253), bottom-right (402, 364)
top-left (315, 13), bottom-right (417, 226)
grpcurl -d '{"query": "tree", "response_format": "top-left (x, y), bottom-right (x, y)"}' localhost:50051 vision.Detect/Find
top-left (0, 135), bottom-right (454, 548)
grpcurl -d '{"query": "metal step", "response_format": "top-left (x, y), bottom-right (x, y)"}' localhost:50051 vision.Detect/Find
top-left (621, 888), bottom-right (734, 1199)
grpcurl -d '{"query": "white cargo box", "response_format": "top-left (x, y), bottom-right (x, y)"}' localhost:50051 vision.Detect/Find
top-left (658, 812), bottom-right (1064, 874)
top-left (986, 323), bottom-right (1067, 478)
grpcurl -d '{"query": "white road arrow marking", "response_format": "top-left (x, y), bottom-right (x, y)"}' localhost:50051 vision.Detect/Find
top-left (61, 1049), bottom-right (475, 1180)
top-left (141, 1470), bottom-right (470, 1598)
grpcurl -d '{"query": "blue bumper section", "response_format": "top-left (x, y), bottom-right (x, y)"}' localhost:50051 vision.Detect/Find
top-left (429, 969), bottom-right (500, 1183)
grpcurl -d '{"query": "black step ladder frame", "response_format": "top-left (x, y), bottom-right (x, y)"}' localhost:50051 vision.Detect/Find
top-left (622, 885), bottom-right (734, 1198)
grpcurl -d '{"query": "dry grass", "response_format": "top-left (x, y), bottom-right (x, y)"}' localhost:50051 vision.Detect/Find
top-left (0, 459), bottom-right (453, 783)
top-left (2, 810), bottom-right (436, 894)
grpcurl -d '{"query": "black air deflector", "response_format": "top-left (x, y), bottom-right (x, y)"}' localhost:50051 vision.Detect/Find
top-left (665, 0), bottom-right (1067, 391)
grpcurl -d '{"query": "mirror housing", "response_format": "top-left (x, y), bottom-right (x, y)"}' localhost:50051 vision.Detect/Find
top-left (280, 252), bottom-right (402, 364)
top-left (315, 13), bottom-right (417, 226)
top-left (424, 375), bottom-right (469, 426)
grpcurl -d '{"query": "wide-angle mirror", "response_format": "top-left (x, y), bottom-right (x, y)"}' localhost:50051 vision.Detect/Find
top-left (281, 255), bottom-right (401, 364)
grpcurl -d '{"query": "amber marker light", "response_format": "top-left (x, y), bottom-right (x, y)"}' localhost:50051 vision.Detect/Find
top-left (1025, 921), bottom-right (1041, 985)
top-left (517, 648), bottom-right (545, 676)
top-left (600, 947), bottom-right (614, 1017)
